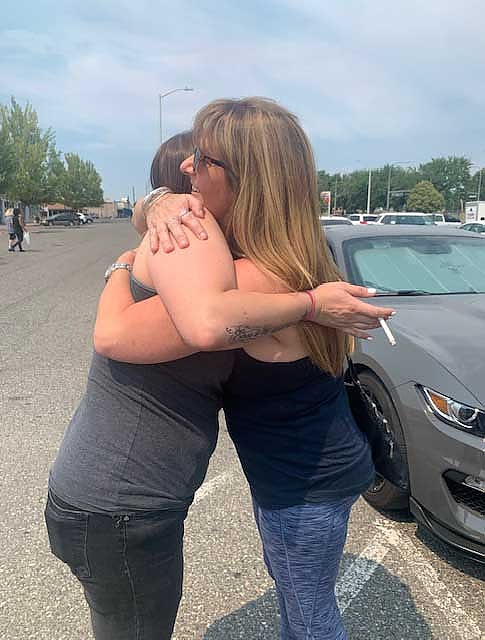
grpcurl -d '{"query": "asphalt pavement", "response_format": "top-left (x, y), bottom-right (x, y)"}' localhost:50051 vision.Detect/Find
top-left (0, 221), bottom-right (484, 639)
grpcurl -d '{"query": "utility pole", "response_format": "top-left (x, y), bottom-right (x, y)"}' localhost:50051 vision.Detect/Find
top-left (386, 166), bottom-right (392, 211)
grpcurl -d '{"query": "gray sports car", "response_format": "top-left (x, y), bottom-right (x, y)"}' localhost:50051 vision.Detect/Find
top-left (324, 225), bottom-right (485, 561)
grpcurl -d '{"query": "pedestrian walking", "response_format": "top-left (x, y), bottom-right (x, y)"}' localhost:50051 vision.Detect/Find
top-left (6, 207), bottom-right (26, 252)
top-left (95, 97), bottom-right (395, 640)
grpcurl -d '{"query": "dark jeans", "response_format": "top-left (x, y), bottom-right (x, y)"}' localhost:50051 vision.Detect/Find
top-left (45, 489), bottom-right (187, 640)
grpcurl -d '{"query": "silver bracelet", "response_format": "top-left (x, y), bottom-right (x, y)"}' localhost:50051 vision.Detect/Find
top-left (141, 187), bottom-right (172, 215)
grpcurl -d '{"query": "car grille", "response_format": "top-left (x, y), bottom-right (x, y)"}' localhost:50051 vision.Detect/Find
top-left (445, 477), bottom-right (485, 517)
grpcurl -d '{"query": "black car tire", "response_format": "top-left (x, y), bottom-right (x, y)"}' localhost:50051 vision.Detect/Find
top-left (358, 370), bottom-right (410, 511)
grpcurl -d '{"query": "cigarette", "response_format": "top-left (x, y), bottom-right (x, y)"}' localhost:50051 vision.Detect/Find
top-left (379, 317), bottom-right (396, 346)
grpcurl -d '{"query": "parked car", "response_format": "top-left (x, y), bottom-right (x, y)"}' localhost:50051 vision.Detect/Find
top-left (319, 216), bottom-right (353, 227)
top-left (75, 212), bottom-right (94, 224)
top-left (348, 213), bottom-right (379, 225)
top-left (376, 212), bottom-right (435, 225)
top-left (325, 224), bottom-right (485, 561)
top-left (40, 212), bottom-right (81, 226)
top-left (460, 222), bottom-right (485, 234)
top-left (430, 213), bottom-right (462, 227)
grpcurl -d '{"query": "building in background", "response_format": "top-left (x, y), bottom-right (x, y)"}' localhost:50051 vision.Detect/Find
top-left (465, 200), bottom-right (485, 223)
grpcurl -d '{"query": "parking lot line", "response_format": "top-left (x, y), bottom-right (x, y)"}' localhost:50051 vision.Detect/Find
top-left (375, 519), bottom-right (482, 640)
top-left (336, 533), bottom-right (390, 612)
top-left (337, 516), bottom-right (482, 639)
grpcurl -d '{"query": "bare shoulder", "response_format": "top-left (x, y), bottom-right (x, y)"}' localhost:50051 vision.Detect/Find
top-left (234, 258), bottom-right (290, 294)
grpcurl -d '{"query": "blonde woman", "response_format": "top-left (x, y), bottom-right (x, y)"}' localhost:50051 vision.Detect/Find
top-left (95, 98), bottom-right (394, 639)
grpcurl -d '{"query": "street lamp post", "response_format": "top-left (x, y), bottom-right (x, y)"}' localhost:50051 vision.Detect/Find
top-left (159, 87), bottom-right (194, 144)
top-left (334, 174), bottom-right (339, 214)
top-left (386, 161), bottom-right (415, 211)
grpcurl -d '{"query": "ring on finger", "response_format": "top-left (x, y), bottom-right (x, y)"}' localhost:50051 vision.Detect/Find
top-left (179, 208), bottom-right (190, 218)
top-left (167, 216), bottom-right (181, 226)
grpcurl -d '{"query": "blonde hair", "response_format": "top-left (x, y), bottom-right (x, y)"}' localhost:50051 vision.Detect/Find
top-left (5, 208), bottom-right (14, 217)
top-left (193, 97), bottom-right (352, 376)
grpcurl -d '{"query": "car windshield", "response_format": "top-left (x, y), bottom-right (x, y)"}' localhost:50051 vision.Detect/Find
top-left (344, 235), bottom-right (485, 294)
top-left (363, 215), bottom-right (378, 222)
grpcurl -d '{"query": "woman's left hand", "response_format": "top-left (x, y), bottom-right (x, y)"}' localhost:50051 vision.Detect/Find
top-left (145, 194), bottom-right (207, 254)
top-left (311, 282), bottom-right (395, 339)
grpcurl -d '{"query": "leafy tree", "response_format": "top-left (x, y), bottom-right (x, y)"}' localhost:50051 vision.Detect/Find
top-left (62, 153), bottom-right (103, 209)
top-left (83, 159), bottom-right (104, 208)
top-left (407, 180), bottom-right (445, 212)
top-left (419, 156), bottom-right (471, 212)
top-left (0, 120), bottom-right (15, 195)
top-left (42, 144), bottom-right (66, 204)
top-left (0, 97), bottom-right (53, 205)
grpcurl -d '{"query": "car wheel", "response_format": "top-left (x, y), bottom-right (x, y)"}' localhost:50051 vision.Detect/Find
top-left (358, 370), bottom-right (410, 511)
top-left (69, 220), bottom-right (75, 226)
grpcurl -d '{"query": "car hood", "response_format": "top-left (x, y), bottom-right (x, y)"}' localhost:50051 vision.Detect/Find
top-left (384, 294), bottom-right (485, 403)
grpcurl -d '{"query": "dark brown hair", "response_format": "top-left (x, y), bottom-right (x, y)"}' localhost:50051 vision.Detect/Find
top-left (150, 131), bottom-right (193, 193)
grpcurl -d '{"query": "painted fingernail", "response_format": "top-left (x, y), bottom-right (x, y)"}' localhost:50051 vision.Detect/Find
top-left (390, 311), bottom-right (397, 316)
top-left (367, 288), bottom-right (376, 294)
top-left (366, 336), bottom-right (374, 341)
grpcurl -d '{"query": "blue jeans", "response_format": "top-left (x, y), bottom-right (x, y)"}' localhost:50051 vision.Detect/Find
top-left (252, 495), bottom-right (358, 640)
top-left (44, 489), bottom-right (187, 640)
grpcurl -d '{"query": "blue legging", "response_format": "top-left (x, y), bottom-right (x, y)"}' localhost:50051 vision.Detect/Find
top-left (252, 494), bottom-right (358, 640)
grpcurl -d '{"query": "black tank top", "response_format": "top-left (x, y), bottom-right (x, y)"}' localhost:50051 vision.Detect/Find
top-left (49, 275), bottom-right (234, 513)
top-left (223, 350), bottom-right (375, 508)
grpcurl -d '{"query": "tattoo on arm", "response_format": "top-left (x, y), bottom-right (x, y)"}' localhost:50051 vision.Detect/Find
top-left (225, 325), bottom-right (271, 344)
top-left (225, 320), bottom-right (295, 344)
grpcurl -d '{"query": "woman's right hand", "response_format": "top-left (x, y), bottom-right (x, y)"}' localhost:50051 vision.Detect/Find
top-left (311, 282), bottom-right (394, 339)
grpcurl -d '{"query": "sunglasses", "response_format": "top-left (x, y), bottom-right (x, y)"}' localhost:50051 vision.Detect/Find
top-left (193, 147), bottom-right (228, 172)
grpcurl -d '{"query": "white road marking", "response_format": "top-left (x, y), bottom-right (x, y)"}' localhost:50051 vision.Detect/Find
top-left (193, 472), bottom-right (232, 505)
top-left (337, 517), bottom-right (482, 639)
top-left (193, 475), bottom-right (482, 638)
top-left (375, 520), bottom-right (482, 640)
top-left (336, 535), bottom-right (390, 612)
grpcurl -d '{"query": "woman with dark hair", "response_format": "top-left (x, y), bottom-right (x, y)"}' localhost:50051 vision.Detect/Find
top-left (150, 131), bottom-right (193, 194)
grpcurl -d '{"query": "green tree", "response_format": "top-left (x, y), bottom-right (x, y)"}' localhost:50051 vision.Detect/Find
top-left (83, 159), bottom-right (104, 208)
top-left (0, 97), bottom-right (53, 205)
top-left (0, 119), bottom-right (15, 195)
top-left (419, 156), bottom-right (471, 212)
top-left (62, 153), bottom-right (104, 209)
top-left (42, 144), bottom-right (66, 204)
top-left (407, 180), bottom-right (445, 212)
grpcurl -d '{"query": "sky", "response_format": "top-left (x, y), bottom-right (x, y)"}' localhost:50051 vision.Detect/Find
top-left (2, 0), bottom-right (485, 201)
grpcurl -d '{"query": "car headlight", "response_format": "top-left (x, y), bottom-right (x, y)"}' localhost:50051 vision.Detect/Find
top-left (420, 386), bottom-right (485, 437)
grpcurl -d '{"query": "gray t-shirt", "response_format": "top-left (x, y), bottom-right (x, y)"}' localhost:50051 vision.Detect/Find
top-left (49, 276), bottom-right (233, 513)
